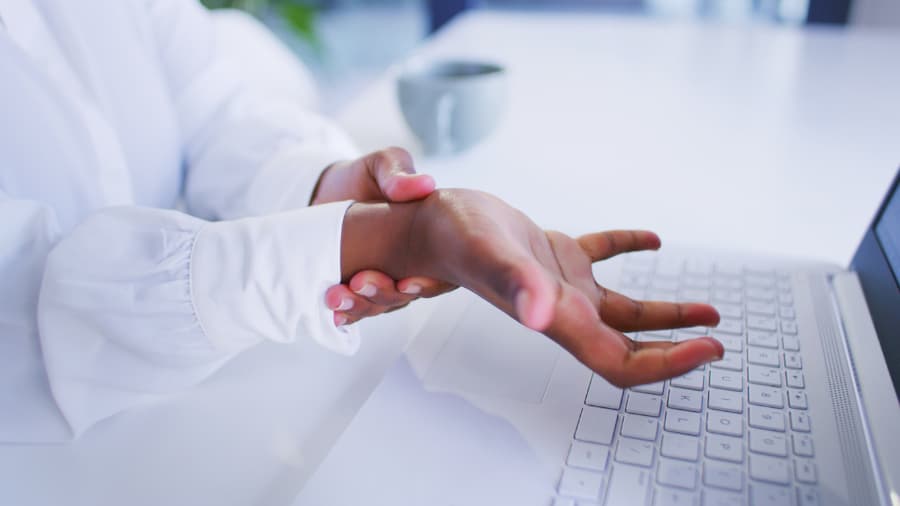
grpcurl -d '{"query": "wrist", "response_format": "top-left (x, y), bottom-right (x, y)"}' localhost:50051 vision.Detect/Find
top-left (340, 200), bottom-right (422, 281)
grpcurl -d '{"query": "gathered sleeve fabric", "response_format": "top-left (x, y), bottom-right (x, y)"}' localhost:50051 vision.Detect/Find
top-left (28, 197), bottom-right (355, 438)
top-left (144, 0), bottom-right (360, 220)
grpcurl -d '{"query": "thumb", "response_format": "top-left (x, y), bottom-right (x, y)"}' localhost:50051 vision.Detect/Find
top-left (368, 148), bottom-right (435, 202)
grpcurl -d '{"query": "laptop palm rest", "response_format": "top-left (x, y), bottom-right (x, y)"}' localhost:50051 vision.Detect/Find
top-left (422, 296), bottom-right (560, 404)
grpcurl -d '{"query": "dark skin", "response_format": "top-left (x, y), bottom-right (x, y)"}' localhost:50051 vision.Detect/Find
top-left (311, 147), bottom-right (454, 324)
top-left (338, 188), bottom-right (724, 388)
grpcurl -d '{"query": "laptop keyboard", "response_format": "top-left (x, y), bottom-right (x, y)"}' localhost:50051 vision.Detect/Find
top-left (555, 256), bottom-right (820, 506)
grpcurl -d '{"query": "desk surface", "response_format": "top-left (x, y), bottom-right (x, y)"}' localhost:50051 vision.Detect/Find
top-left (337, 10), bottom-right (900, 265)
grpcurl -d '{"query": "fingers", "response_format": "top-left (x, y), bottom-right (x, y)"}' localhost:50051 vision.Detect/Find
top-left (348, 270), bottom-right (417, 308)
top-left (326, 271), bottom-right (455, 326)
top-left (366, 147), bottom-right (435, 202)
top-left (546, 282), bottom-right (723, 387)
top-left (396, 276), bottom-right (457, 298)
top-left (598, 289), bottom-right (721, 332)
top-left (576, 230), bottom-right (661, 262)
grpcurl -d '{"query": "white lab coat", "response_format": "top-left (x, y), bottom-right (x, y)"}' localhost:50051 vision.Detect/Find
top-left (0, 0), bottom-right (362, 442)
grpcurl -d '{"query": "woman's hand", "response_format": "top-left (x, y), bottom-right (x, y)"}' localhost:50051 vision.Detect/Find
top-left (403, 189), bottom-right (724, 387)
top-left (311, 147), bottom-right (454, 326)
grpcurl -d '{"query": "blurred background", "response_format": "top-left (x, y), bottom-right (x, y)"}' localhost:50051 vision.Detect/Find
top-left (200, 0), bottom-right (899, 113)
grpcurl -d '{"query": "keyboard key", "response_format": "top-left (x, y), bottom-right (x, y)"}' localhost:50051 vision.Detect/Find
top-left (668, 387), bottom-right (703, 412)
top-left (686, 259), bottom-right (712, 275)
top-left (747, 331), bottom-right (779, 349)
top-left (714, 319), bottom-right (744, 335)
top-left (661, 433), bottom-right (700, 461)
top-left (797, 485), bottom-right (821, 506)
top-left (712, 290), bottom-right (742, 305)
top-left (621, 414), bottom-right (658, 441)
top-left (778, 292), bottom-right (793, 305)
top-left (781, 320), bottom-right (798, 335)
top-left (703, 462), bottom-right (743, 491)
top-left (705, 434), bottom-right (743, 463)
top-left (784, 353), bottom-right (802, 369)
top-left (651, 278), bottom-right (679, 292)
top-left (671, 370), bottom-right (705, 390)
top-left (749, 430), bottom-right (788, 457)
top-left (681, 289), bottom-right (709, 302)
top-left (748, 347), bottom-right (780, 367)
top-left (746, 287), bottom-right (776, 301)
top-left (626, 392), bottom-right (662, 416)
top-left (792, 434), bottom-right (814, 457)
top-left (575, 406), bottom-right (618, 445)
top-left (654, 487), bottom-right (698, 506)
top-left (747, 316), bottom-right (777, 332)
top-left (708, 389), bottom-right (743, 413)
top-left (586, 376), bottom-right (623, 409)
top-left (702, 489), bottom-right (744, 506)
top-left (790, 411), bottom-right (811, 432)
top-left (747, 301), bottom-right (776, 316)
top-left (782, 336), bottom-right (800, 351)
top-left (786, 370), bottom-right (805, 389)
top-left (605, 463), bottom-right (652, 505)
top-left (633, 381), bottom-right (665, 395)
top-left (552, 497), bottom-right (575, 506)
top-left (713, 334), bottom-right (743, 353)
top-left (615, 438), bottom-right (655, 467)
top-left (557, 467), bottom-right (605, 500)
top-left (749, 386), bottom-right (784, 408)
top-left (567, 441), bottom-right (610, 472)
top-left (644, 329), bottom-right (674, 339)
top-left (750, 482), bottom-right (791, 506)
top-left (788, 390), bottom-right (808, 409)
top-left (748, 366), bottom-right (782, 387)
top-left (748, 407), bottom-right (785, 432)
top-left (715, 303), bottom-right (743, 320)
top-left (710, 352), bottom-right (743, 372)
top-left (657, 459), bottom-right (698, 490)
top-left (749, 454), bottom-right (790, 484)
top-left (794, 459), bottom-right (817, 484)
top-left (779, 306), bottom-right (795, 319)
top-left (709, 370), bottom-right (743, 392)
top-left (707, 411), bottom-right (742, 437)
top-left (665, 409), bottom-right (702, 436)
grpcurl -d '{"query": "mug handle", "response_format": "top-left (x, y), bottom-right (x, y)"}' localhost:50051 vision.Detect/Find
top-left (433, 92), bottom-right (457, 156)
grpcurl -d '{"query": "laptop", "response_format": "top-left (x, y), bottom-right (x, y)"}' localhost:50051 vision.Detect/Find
top-left (297, 170), bottom-right (900, 506)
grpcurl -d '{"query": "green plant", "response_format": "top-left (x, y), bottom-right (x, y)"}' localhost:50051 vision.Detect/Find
top-left (200, 0), bottom-right (319, 47)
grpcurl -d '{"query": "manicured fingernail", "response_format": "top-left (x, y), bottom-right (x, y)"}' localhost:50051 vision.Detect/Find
top-left (355, 284), bottom-right (376, 297)
top-left (336, 297), bottom-right (354, 311)
top-left (335, 313), bottom-right (348, 326)
top-left (400, 283), bottom-right (422, 295)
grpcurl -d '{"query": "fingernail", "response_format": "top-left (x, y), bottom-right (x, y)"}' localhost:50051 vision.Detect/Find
top-left (335, 313), bottom-right (348, 327)
top-left (400, 283), bottom-right (422, 295)
top-left (336, 297), bottom-right (354, 311)
top-left (355, 284), bottom-right (376, 297)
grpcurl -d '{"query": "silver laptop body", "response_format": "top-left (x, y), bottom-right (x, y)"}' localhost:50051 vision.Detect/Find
top-left (394, 172), bottom-right (900, 506)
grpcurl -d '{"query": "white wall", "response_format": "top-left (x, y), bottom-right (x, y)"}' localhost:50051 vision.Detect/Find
top-left (852, 0), bottom-right (900, 27)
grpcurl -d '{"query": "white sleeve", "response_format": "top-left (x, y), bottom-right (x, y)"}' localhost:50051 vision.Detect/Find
top-left (31, 197), bottom-right (355, 438)
top-left (145, 0), bottom-right (359, 220)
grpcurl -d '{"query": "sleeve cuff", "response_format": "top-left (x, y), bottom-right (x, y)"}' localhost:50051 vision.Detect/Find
top-left (191, 200), bottom-right (360, 356)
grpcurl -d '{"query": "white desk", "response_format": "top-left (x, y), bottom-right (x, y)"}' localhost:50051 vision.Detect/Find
top-left (296, 10), bottom-right (900, 505)
top-left (338, 10), bottom-right (900, 265)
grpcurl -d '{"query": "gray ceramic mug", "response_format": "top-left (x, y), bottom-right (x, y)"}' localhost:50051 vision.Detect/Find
top-left (397, 60), bottom-right (507, 156)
